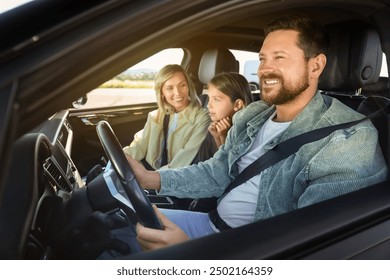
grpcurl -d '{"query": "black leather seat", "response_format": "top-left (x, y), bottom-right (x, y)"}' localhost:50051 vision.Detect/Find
top-left (319, 20), bottom-right (383, 110)
top-left (319, 20), bottom-right (390, 164)
top-left (362, 77), bottom-right (390, 98)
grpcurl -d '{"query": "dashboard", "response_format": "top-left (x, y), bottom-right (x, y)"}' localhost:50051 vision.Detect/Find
top-left (34, 110), bottom-right (84, 197)
top-left (6, 110), bottom-right (85, 258)
top-left (3, 108), bottom-right (167, 259)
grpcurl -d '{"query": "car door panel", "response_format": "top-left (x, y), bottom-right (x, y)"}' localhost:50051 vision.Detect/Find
top-left (67, 103), bottom-right (157, 176)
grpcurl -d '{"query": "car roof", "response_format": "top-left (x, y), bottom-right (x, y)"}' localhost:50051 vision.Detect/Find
top-left (0, 0), bottom-right (389, 135)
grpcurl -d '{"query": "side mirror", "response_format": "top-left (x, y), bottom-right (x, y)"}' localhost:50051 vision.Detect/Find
top-left (72, 96), bottom-right (88, 108)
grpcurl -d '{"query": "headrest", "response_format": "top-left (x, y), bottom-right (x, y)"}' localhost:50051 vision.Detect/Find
top-left (198, 48), bottom-right (239, 84)
top-left (319, 21), bottom-right (382, 92)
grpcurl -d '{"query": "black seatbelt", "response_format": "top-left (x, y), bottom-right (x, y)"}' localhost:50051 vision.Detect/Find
top-left (160, 114), bottom-right (170, 166)
top-left (223, 114), bottom-right (376, 196)
top-left (222, 117), bottom-right (365, 196)
top-left (209, 105), bottom-right (389, 231)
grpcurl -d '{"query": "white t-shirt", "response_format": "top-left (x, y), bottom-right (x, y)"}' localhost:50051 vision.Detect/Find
top-left (216, 113), bottom-right (291, 228)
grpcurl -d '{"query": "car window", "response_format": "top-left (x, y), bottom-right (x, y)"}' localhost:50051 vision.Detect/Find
top-left (80, 48), bottom-right (184, 109)
top-left (230, 50), bottom-right (260, 91)
top-left (381, 53), bottom-right (388, 77)
top-left (230, 50), bottom-right (259, 74)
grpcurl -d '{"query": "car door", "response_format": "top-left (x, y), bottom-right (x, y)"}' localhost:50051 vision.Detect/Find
top-left (67, 103), bottom-right (157, 176)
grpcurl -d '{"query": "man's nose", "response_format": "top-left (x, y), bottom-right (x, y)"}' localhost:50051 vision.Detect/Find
top-left (258, 62), bottom-right (273, 78)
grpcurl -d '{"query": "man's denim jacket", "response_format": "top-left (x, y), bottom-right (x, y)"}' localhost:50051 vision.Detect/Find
top-left (159, 92), bottom-right (388, 221)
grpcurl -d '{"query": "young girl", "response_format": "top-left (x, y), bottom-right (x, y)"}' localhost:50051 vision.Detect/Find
top-left (196, 72), bottom-right (253, 162)
top-left (123, 64), bottom-right (209, 170)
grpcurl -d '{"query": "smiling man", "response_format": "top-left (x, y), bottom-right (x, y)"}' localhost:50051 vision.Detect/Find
top-left (126, 14), bottom-right (388, 252)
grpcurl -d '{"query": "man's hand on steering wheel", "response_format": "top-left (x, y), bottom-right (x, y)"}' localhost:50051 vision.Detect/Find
top-left (125, 154), bottom-right (162, 190)
top-left (136, 205), bottom-right (190, 251)
top-left (96, 121), bottom-right (163, 230)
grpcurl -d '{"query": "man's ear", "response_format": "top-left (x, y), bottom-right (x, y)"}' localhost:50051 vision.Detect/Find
top-left (309, 53), bottom-right (327, 79)
top-left (234, 99), bottom-right (245, 111)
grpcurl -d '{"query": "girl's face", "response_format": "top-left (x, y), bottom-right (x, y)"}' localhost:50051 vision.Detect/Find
top-left (162, 72), bottom-right (190, 112)
top-left (207, 84), bottom-right (242, 122)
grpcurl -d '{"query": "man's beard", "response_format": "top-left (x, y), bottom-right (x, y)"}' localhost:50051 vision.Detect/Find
top-left (260, 70), bottom-right (310, 106)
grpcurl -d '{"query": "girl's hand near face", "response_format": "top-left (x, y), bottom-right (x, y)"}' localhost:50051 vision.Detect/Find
top-left (208, 121), bottom-right (221, 147)
top-left (208, 116), bottom-right (232, 148)
top-left (215, 116), bottom-right (232, 143)
top-left (208, 121), bottom-right (218, 137)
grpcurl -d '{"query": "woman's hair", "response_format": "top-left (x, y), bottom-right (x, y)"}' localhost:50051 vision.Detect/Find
top-left (208, 72), bottom-right (253, 106)
top-left (264, 14), bottom-right (329, 59)
top-left (154, 64), bottom-right (200, 114)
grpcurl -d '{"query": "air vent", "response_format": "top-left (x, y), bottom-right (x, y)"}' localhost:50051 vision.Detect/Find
top-left (43, 158), bottom-right (72, 193)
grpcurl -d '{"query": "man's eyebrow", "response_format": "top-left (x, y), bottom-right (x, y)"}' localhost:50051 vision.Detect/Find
top-left (259, 50), bottom-right (288, 58)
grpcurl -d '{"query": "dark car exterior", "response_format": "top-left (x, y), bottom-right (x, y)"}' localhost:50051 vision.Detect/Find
top-left (0, 0), bottom-right (390, 261)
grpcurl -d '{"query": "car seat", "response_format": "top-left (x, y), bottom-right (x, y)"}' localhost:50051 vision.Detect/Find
top-left (362, 77), bottom-right (390, 98)
top-left (197, 48), bottom-right (239, 107)
top-left (319, 20), bottom-right (390, 164)
top-left (319, 20), bottom-right (383, 110)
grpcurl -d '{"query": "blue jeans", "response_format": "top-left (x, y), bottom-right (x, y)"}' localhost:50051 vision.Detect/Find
top-left (159, 208), bottom-right (217, 238)
top-left (98, 208), bottom-right (216, 258)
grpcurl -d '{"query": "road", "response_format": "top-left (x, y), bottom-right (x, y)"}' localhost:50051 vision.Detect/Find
top-left (82, 88), bottom-right (156, 108)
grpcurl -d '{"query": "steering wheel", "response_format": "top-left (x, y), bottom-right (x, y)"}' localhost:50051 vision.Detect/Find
top-left (96, 120), bottom-right (163, 230)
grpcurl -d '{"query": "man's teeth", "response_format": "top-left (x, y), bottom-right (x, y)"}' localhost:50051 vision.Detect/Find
top-left (265, 80), bottom-right (279, 84)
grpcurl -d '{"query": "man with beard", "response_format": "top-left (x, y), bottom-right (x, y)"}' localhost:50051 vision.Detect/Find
top-left (125, 14), bottom-right (388, 251)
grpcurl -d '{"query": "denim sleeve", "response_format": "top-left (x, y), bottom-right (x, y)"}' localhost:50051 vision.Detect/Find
top-left (297, 124), bottom-right (388, 208)
top-left (159, 156), bottom-right (232, 199)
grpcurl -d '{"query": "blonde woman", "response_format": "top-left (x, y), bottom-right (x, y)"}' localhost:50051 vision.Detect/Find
top-left (123, 64), bottom-right (210, 170)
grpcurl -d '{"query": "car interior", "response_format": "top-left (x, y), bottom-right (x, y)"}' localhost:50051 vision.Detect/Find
top-left (1, 0), bottom-right (390, 260)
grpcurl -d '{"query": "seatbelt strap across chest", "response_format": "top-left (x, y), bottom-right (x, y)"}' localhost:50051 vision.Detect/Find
top-left (222, 108), bottom-right (386, 197)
